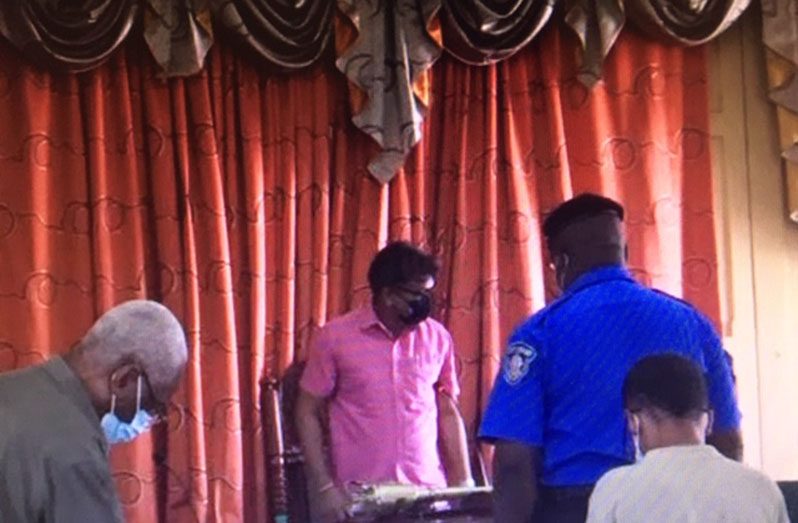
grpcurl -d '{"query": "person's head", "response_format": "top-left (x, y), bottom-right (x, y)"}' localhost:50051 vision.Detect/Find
top-left (368, 241), bottom-right (440, 327)
top-left (542, 193), bottom-right (626, 290)
top-left (623, 353), bottom-right (713, 456)
top-left (67, 300), bottom-right (188, 430)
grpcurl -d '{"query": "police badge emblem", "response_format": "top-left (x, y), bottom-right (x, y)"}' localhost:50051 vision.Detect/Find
top-left (502, 342), bottom-right (537, 385)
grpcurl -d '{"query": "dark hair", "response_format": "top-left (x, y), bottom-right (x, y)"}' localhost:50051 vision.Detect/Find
top-left (542, 193), bottom-right (625, 240)
top-left (623, 353), bottom-right (709, 418)
top-left (367, 242), bottom-right (440, 294)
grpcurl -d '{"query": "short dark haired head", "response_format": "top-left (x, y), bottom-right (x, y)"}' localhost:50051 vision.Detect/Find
top-left (623, 353), bottom-right (709, 419)
top-left (542, 193), bottom-right (625, 242)
top-left (367, 242), bottom-right (440, 295)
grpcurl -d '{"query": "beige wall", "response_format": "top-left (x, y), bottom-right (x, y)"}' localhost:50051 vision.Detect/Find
top-left (710, 7), bottom-right (798, 479)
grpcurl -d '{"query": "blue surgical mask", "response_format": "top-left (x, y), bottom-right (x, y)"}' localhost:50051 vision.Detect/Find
top-left (101, 375), bottom-right (155, 445)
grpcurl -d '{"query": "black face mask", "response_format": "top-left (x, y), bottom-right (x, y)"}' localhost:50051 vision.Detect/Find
top-left (399, 294), bottom-right (432, 325)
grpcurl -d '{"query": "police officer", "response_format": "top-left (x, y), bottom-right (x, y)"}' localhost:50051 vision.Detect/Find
top-left (479, 194), bottom-right (742, 523)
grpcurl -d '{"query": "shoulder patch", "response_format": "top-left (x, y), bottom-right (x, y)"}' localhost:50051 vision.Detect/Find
top-left (502, 342), bottom-right (538, 385)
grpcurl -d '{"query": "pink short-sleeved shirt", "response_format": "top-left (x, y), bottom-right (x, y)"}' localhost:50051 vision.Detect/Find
top-left (299, 306), bottom-right (460, 487)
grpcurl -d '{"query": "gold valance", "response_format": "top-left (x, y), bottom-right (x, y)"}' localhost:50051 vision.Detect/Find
top-left (0, 0), bottom-right (752, 182)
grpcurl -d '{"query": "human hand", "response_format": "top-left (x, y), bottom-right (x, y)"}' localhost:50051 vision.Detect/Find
top-left (452, 478), bottom-right (476, 488)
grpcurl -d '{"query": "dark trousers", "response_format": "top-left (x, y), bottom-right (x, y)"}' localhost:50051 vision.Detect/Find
top-left (531, 485), bottom-right (594, 523)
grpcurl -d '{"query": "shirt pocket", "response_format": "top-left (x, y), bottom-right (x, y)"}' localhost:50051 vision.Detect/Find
top-left (398, 353), bottom-right (442, 414)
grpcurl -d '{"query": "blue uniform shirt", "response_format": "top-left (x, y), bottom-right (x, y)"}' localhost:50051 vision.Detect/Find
top-left (479, 265), bottom-right (740, 487)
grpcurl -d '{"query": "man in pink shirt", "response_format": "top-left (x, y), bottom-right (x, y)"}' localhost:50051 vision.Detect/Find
top-left (296, 242), bottom-right (473, 522)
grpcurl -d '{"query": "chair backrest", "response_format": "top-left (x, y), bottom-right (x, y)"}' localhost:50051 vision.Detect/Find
top-left (261, 361), bottom-right (313, 523)
top-left (261, 376), bottom-right (289, 522)
top-left (279, 361), bottom-right (308, 450)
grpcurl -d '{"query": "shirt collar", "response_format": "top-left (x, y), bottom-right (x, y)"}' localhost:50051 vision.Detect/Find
top-left (358, 305), bottom-right (393, 336)
top-left (643, 444), bottom-right (720, 461)
top-left (565, 264), bottom-right (635, 295)
top-left (357, 304), bottom-right (429, 338)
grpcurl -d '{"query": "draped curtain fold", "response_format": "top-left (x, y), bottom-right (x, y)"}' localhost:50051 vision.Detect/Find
top-left (211, 0), bottom-right (335, 71)
top-left (333, 0), bottom-right (442, 181)
top-left (439, 0), bottom-right (556, 65)
top-left (563, 0), bottom-right (625, 85)
top-left (144, 0), bottom-right (214, 76)
top-left (0, 26), bottom-right (720, 522)
top-left (0, 0), bottom-right (138, 71)
top-left (626, 0), bottom-right (752, 44)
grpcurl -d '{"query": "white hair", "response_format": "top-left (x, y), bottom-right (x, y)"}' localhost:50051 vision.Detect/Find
top-left (79, 300), bottom-right (188, 395)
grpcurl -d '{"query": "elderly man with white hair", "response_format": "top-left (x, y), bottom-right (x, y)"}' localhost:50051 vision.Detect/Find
top-left (0, 300), bottom-right (188, 523)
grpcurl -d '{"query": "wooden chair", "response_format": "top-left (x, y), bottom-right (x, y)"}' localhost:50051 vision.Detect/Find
top-left (261, 361), bottom-right (313, 523)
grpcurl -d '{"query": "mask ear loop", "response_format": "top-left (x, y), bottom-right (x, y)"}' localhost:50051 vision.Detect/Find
top-left (135, 374), bottom-right (143, 412)
top-left (702, 407), bottom-right (713, 438)
top-left (110, 392), bottom-right (117, 415)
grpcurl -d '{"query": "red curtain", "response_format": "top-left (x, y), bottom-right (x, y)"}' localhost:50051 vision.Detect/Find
top-left (0, 27), bottom-right (719, 523)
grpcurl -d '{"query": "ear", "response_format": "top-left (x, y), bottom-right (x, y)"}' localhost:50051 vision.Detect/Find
top-left (109, 363), bottom-right (142, 395)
